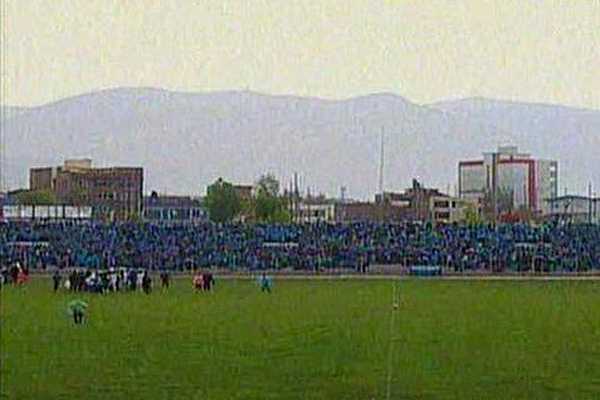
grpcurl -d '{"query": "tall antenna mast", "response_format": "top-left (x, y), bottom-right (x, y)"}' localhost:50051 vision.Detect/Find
top-left (589, 181), bottom-right (593, 224)
top-left (0, 107), bottom-right (4, 192)
top-left (378, 126), bottom-right (385, 197)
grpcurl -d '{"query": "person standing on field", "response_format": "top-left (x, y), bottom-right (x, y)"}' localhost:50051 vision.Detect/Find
top-left (10, 262), bottom-right (20, 285)
top-left (202, 272), bottom-right (214, 292)
top-left (193, 271), bottom-right (203, 291)
top-left (136, 269), bottom-right (144, 291)
top-left (142, 271), bottom-right (152, 294)
top-left (68, 299), bottom-right (88, 325)
top-left (160, 270), bottom-right (170, 289)
top-left (52, 269), bottom-right (62, 292)
top-left (259, 272), bottom-right (272, 293)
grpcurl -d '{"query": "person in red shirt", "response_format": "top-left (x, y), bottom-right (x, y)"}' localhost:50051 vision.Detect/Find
top-left (17, 267), bottom-right (28, 286)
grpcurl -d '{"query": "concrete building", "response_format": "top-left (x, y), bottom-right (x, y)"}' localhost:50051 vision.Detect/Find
top-left (233, 184), bottom-right (254, 202)
top-left (334, 202), bottom-right (411, 223)
top-left (429, 195), bottom-right (481, 224)
top-left (29, 159), bottom-right (143, 221)
top-left (143, 192), bottom-right (207, 224)
top-left (545, 195), bottom-right (599, 224)
top-left (295, 201), bottom-right (336, 223)
top-left (375, 179), bottom-right (447, 221)
top-left (458, 146), bottom-right (558, 216)
top-left (30, 159), bottom-right (93, 191)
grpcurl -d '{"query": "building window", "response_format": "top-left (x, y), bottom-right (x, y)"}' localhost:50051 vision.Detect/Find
top-left (435, 212), bottom-right (450, 220)
top-left (434, 201), bottom-right (450, 208)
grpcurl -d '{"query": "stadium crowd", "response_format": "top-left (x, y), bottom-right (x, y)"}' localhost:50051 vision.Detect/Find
top-left (1, 221), bottom-right (599, 273)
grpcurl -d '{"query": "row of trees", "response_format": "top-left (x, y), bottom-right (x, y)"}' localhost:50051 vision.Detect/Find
top-left (205, 174), bottom-right (292, 224)
top-left (11, 189), bottom-right (57, 205)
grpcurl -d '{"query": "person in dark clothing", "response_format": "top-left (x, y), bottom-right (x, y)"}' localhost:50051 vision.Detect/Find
top-left (0, 267), bottom-right (7, 288)
top-left (202, 273), bottom-right (214, 291)
top-left (10, 264), bottom-right (19, 285)
top-left (128, 269), bottom-right (137, 291)
top-left (160, 270), bottom-right (170, 289)
top-left (52, 270), bottom-right (62, 292)
top-left (80, 271), bottom-right (89, 292)
top-left (142, 271), bottom-right (152, 294)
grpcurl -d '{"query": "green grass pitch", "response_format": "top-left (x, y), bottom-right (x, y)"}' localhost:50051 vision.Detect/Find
top-left (2, 278), bottom-right (600, 399)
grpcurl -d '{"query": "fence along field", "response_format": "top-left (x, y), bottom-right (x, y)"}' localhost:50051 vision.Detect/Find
top-left (2, 277), bottom-right (600, 399)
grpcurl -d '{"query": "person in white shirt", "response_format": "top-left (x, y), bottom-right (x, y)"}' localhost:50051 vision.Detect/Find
top-left (137, 270), bottom-right (144, 291)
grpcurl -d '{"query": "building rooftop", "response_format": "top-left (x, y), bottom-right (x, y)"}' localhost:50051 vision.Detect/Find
top-left (545, 195), bottom-right (598, 202)
top-left (144, 193), bottom-right (203, 208)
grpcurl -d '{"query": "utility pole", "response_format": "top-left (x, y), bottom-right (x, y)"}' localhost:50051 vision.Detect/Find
top-left (293, 172), bottom-right (299, 223)
top-left (0, 104), bottom-right (4, 193)
top-left (378, 126), bottom-right (385, 198)
top-left (589, 182), bottom-right (593, 224)
top-left (378, 126), bottom-right (385, 223)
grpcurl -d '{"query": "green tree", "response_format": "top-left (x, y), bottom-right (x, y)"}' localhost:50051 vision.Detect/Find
top-left (253, 174), bottom-right (291, 224)
top-left (464, 203), bottom-right (483, 226)
top-left (255, 192), bottom-right (291, 223)
top-left (256, 173), bottom-right (280, 197)
top-left (205, 178), bottom-right (242, 223)
top-left (14, 189), bottom-right (57, 205)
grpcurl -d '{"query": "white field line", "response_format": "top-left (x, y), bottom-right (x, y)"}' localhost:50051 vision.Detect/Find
top-left (174, 274), bottom-right (600, 281)
top-left (385, 279), bottom-right (398, 400)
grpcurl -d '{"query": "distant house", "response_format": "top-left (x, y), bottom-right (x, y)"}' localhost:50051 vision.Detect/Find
top-left (233, 184), bottom-right (254, 202)
top-left (143, 192), bottom-right (207, 225)
top-left (545, 195), bottom-right (598, 224)
top-left (429, 195), bottom-right (481, 224)
top-left (294, 200), bottom-right (336, 223)
top-left (374, 179), bottom-right (448, 222)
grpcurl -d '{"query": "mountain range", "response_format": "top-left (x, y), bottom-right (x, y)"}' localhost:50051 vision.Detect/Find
top-left (2, 88), bottom-right (599, 199)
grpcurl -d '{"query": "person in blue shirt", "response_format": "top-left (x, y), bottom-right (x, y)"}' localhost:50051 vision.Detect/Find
top-left (259, 272), bottom-right (272, 293)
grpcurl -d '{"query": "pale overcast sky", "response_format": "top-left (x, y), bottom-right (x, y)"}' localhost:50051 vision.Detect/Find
top-left (2, 0), bottom-right (599, 108)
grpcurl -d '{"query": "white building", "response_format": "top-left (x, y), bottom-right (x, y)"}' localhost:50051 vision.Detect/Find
top-left (295, 202), bottom-right (336, 223)
top-left (1, 205), bottom-right (92, 221)
top-left (429, 195), bottom-right (481, 224)
top-left (458, 146), bottom-right (558, 215)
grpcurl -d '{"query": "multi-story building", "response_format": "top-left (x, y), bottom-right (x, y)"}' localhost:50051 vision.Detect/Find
top-left (429, 195), bottom-right (481, 224)
top-left (29, 159), bottom-right (143, 221)
top-left (375, 179), bottom-right (447, 221)
top-left (143, 192), bottom-right (207, 225)
top-left (30, 159), bottom-right (93, 191)
top-left (458, 146), bottom-right (558, 216)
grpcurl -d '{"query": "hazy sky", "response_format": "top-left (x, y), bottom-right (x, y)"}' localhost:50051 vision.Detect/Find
top-left (2, 0), bottom-right (599, 108)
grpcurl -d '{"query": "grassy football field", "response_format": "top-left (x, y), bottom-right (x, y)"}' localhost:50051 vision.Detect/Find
top-left (1, 277), bottom-right (600, 399)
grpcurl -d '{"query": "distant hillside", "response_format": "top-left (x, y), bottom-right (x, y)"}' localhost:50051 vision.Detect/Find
top-left (2, 88), bottom-right (599, 198)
